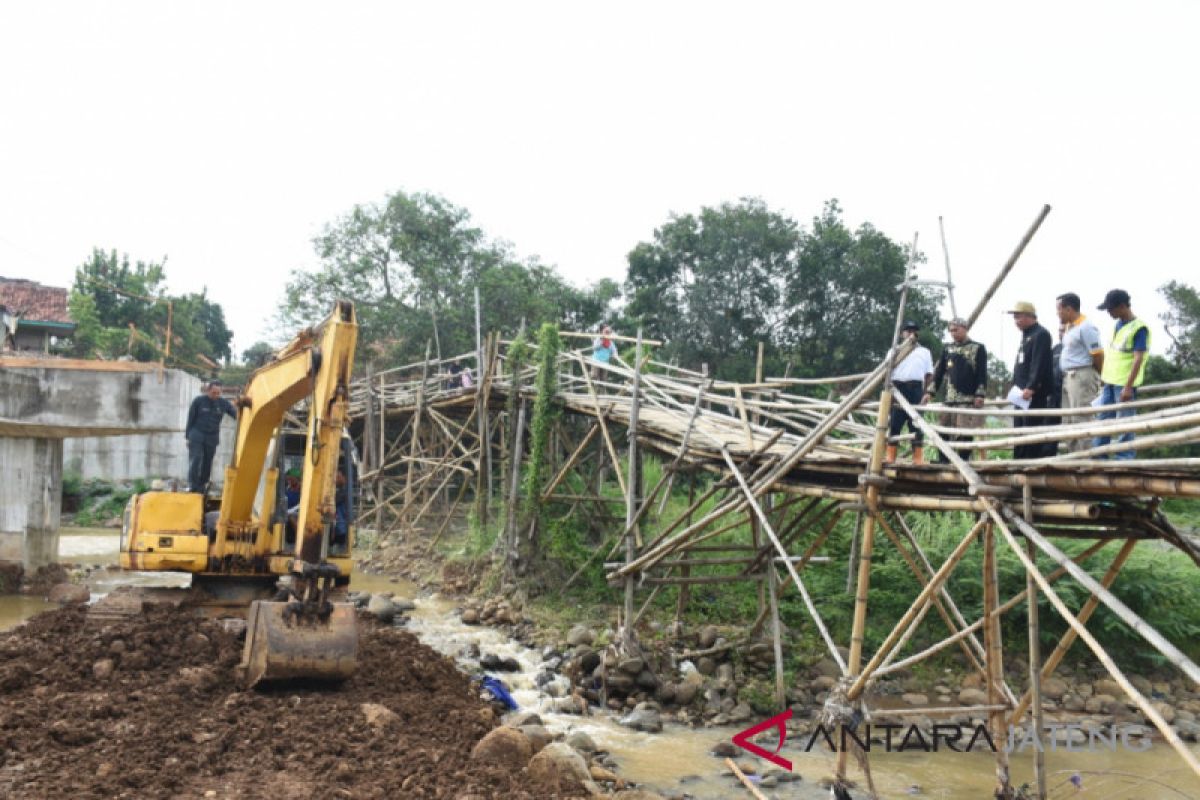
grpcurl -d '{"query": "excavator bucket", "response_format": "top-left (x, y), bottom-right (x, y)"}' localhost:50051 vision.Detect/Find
top-left (240, 600), bottom-right (358, 688)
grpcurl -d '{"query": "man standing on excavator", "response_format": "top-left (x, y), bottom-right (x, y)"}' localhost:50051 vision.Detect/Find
top-left (186, 379), bottom-right (237, 493)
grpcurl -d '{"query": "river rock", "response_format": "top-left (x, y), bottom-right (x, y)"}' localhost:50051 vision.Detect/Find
top-left (1130, 675), bottom-right (1153, 696)
top-left (710, 741), bottom-right (738, 757)
top-left (902, 693), bottom-right (929, 707)
top-left (697, 625), bottom-right (720, 649)
top-left (673, 681), bottom-right (698, 706)
top-left (360, 702), bottom-right (399, 729)
top-left (92, 659), bottom-right (114, 680)
top-left (1086, 694), bottom-right (1117, 714)
top-left (612, 791), bottom-right (666, 800)
top-left (1062, 694), bottom-right (1085, 713)
top-left (619, 707), bottom-right (663, 733)
top-left (655, 683), bottom-right (675, 704)
top-left (565, 730), bottom-right (597, 754)
top-left (567, 625), bottom-right (596, 647)
top-left (527, 742), bottom-right (596, 793)
top-left (391, 597), bottom-right (416, 611)
top-left (1176, 720), bottom-right (1200, 741)
top-left (636, 669), bottom-right (658, 690)
top-left (366, 594), bottom-right (398, 623)
top-left (812, 657), bottom-right (840, 679)
top-left (1094, 678), bottom-right (1123, 699)
top-left (716, 663), bottom-right (734, 685)
top-left (518, 724), bottom-right (552, 754)
top-left (729, 702), bottom-right (754, 723)
top-left (470, 726), bottom-right (532, 771)
top-left (697, 657), bottom-right (717, 677)
top-left (579, 649), bottom-right (601, 674)
top-left (811, 676), bottom-right (837, 692)
top-left (507, 711), bottom-right (543, 728)
top-left (1150, 701), bottom-right (1176, 724)
top-left (462, 608), bottom-right (480, 624)
top-left (958, 688), bottom-right (988, 706)
top-left (481, 654), bottom-right (520, 672)
top-left (48, 583), bottom-right (90, 604)
top-left (1041, 677), bottom-right (1068, 700)
top-left (619, 657), bottom-right (644, 675)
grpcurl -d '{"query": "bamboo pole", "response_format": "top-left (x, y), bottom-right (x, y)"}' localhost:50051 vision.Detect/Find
top-left (847, 518), bottom-right (985, 700)
top-left (622, 328), bottom-right (644, 650)
top-left (1000, 507), bottom-right (1200, 685)
top-left (719, 446), bottom-right (846, 674)
top-left (1022, 482), bottom-right (1046, 800)
top-left (982, 520), bottom-right (1013, 799)
top-left (986, 507), bottom-right (1200, 778)
top-left (1011, 538), bottom-right (1137, 725)
top-left (877, 538), bottom-right (1113, 677)
top-left (965, 204), bottom-right (1052, 329)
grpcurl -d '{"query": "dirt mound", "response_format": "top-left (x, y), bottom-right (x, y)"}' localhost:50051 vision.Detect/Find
top-left (0, 605), bottom-right (579, 799)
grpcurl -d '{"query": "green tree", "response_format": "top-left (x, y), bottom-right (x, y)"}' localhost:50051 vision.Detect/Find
top-left (283, 190), bottom-right (610, 365)
top-left (624, 198), bottom-right (941, 380)
top-left (1160, 280), bottom-right (1200, 372)
top-left (69, 248), bottom-right (233, 368)
top-left (241, 340), bottom-right (276, 368)
top-left (625, 198), bottom-right (796, 380)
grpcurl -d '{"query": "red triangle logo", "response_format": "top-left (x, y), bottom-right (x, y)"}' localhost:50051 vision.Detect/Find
top-left (731, 709), bottom-right (792, 771)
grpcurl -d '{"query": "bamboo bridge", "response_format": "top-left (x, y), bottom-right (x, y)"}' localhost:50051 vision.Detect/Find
top-left (344, 209), bottom-right (1200, 798)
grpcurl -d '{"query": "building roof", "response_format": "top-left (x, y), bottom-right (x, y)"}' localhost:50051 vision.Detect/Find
top-left (0, 277), bottom-right (74, 325)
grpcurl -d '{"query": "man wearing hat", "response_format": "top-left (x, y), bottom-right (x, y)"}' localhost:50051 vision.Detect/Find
top-left (1008, 302), bottom-right (1056, 459)
top-left (923, 317), bottom-right (988, 461)
top-left (185, 379), bottom-right (237, 493)
top-left (886, 320), bottom-right (933, 464)
top-left (1093, 289), bottom-right (1149, 459)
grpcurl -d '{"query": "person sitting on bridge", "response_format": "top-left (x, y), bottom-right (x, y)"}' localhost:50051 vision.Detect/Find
top-left (886, 320), bottom-right (933, 465)
top-left (1093, 289), bottom-right (1149, 460)
top-left (185, 379), bottom-right (237, 494)
top-left (923, 317), bottom-right (988, 462)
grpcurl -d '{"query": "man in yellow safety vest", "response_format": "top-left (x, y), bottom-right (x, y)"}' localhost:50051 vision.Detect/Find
top-left (1092, 289), bottom-right (1150, 460)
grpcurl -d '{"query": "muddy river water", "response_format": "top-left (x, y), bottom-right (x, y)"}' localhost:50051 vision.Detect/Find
top-left (2, 528), bottom-right (1198, 799)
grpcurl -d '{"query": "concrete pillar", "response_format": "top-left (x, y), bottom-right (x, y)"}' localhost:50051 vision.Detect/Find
top-left (0, 436), bottom-right (63, 567)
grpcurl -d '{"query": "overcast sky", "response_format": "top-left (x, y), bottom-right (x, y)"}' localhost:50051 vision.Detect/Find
top-left (1, 1), bottom-right (1196, 369)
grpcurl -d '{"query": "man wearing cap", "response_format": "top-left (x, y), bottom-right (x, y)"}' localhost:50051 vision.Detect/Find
top-left (923, 317), bottom-right (988, 461)
top-left (1008, 302), bottom-right (1056, 459)
top-left (1093, 289), bottom-right (1149, 460)
top-left (185, 379), bottom-right (237, 493)
top-left (1055, 292), bottom-right (1104, 452)
top-left (886, 320), bottom-right (933, 464)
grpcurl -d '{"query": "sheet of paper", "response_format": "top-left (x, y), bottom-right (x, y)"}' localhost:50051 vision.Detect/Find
top-left (1007, 385), bottom-right (1031, 410)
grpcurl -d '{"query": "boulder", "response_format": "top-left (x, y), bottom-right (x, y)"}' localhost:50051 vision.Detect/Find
top-left (518, 724), bottom-right (552, 754)
top-left (636, 670), bottom-right (658, 690)
top-left (697, 625), bottom-right (720, 649)
top-left (1041, 677), bottom-right (1069, 700)
top-left (507, 711), bottom-right (543, 728)
top-left (527, 742), bottom-right (596, 794)
top-left (566, 625), bottom-right (596, 647)
top-left (1150, 701), bottom-right (1176, 724)
top-left (1085, 694), bottom-right (1117, 714)
top-left (47, 583), bottom-right (90, 604)
top-left (481, 654), bottom-right (521, 672)
top-left (618, 657), bottom-right (645, 675)
top-left (391, 597), bottom-right (416, 611)
top-left (1094, 678), bottom-right (1123, 699)
top-left (811, 676), bottom-right (837, 692)
top-left (366, 594), bottom-right (397, 623)
top-left (958, 688), bottom-right (989, 706)
top-left (729, 703), bottom-right (754, 723)
top-left (564, 730), bottom-right (598, 755)
top-left (92, 659), bottom-right (114, 681)
top-left (812, 658), bottom-right (840, 679)
top-left (697, 657), bottom-right (717, 677)
top-left (619, 707), bottom-right (663, 733)
top-left (360, 703), bottom-right (400, 729)
top-left (673, 681), bottom-right (698, 706)
top-left (462, 608), bottom-right (480, 625)
top-left (470, 726), bottom-right (532, 771)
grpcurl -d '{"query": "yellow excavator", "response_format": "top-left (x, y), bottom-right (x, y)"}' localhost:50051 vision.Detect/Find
top-left (115, 300), bottom-right (359, 687)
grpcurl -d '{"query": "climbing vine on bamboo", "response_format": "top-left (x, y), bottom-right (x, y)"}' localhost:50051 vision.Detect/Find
top-left (521, 323), bottom-right (561, 537)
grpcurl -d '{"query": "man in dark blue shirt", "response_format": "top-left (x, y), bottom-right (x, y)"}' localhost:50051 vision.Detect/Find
top-left (185, 380), bottom-right (237, 493)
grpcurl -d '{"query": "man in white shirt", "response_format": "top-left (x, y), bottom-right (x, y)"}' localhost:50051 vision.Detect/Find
top-left (886, 320), bottom-right (934, 464)
top-left (1055, 292), bottom-right (1104, 452)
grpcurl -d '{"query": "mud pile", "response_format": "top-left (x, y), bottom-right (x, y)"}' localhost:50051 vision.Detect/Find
top-left (0, 605), bottom-right (577, 799)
